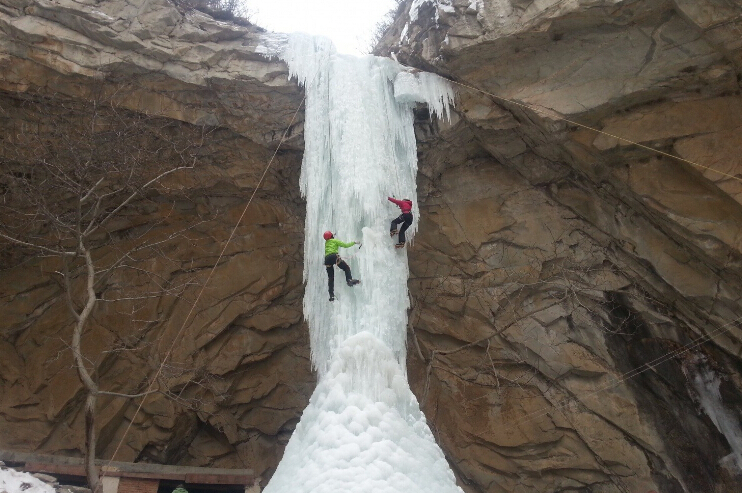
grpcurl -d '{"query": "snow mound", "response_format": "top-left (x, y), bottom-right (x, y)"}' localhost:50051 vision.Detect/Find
top-left (0, 468), bottom-right (55, 493)
top-left (263, 332), bottom-right (461, 493)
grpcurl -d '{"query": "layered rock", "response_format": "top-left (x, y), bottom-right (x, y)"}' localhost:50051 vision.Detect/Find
top-left (2, 0), bottom-right (742, 492)
top-left (0, 0), bottom-right (311, 481)
top-left (376, 1), bottom-right (742, 491)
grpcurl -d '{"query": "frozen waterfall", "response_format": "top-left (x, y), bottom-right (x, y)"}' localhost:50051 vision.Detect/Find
top-left (262, 34), bottom-right (460, 493)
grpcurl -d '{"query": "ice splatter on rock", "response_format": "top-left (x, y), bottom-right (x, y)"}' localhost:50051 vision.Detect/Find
top-left (688, 355), bottom-right (742, 471)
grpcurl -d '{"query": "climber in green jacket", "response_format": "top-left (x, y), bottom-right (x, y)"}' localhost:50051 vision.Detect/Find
top-left (323, 230), bottom-right (360, 301)
top-left (172, 485), bottom-right (188, 493)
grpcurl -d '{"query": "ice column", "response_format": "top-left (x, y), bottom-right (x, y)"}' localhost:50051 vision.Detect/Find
top-left (263, 34), bottom-right (460, 493)
top-left (690, 356), bottom-right (742, 470)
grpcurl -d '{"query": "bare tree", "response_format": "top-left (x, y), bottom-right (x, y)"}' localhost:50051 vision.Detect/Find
top-left (0, 80), bottom-right (212, 491)
top-left (173, 0), bottom-right (253, 25)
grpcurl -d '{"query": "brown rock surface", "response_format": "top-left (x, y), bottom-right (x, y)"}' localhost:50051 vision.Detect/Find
top-left (2, 1), bottom-right (742, 492)
top-left (0, 0), bottom-right (310, 482)
top-left (377, 0), bottom-right (742, 491)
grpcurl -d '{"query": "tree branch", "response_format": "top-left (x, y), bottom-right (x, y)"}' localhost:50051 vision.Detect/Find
top-left (0, 231), bottom-right (75, 256)
top-left (97, 389), bottom-right (160, 399)
top-left (61, 257), bottom-right (81, 322)
top-left (71, 244), bottom-right (99, 394)
top-left (83, 161), bottom-right (195, 238)
top-left (80, 177), bottom-right (105, 204)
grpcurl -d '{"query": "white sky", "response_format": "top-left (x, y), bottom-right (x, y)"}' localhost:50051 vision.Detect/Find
top-left (247, 0), bottom-right (399, 55)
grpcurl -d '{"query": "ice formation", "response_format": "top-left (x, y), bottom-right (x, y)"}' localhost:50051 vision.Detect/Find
top-left (691, 357), bottom-right (742, 470)
top-left (409, 0), bottom-right (454, 24)
top-left (262, 33), bottom-right (459, 493)
top-left (400, 1), bottom-right (454, 46)
top-left (264, 333), bottom-right (460, 493)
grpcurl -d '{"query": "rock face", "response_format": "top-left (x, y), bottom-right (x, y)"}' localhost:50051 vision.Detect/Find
top-left (376, 1), bottom-right (742, 492)
top-left (2, 1), bottom-right (742, 492)
top-left (0, 0), bottom-right (311, 481)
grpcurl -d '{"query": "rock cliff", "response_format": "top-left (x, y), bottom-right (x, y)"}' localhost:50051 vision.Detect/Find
top-left (377, 1), bottom-right (742, 492)
top-left (0, 0), bottom-right (311, 478)
top-left (2, 1), bottom-right (742, 492)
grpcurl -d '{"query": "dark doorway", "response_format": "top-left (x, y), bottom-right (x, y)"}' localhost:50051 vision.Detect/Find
top-left (157, 481), bottom-right (244, 493)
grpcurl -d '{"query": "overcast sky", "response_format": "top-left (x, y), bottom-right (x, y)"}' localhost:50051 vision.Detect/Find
top-left (247, 0), bottom-right (399, 55)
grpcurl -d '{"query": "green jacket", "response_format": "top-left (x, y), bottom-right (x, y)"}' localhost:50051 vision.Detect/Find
top-left (172, 487), bottom-right (188, 493)
top-left (325, 238), bottom-right (356, 256)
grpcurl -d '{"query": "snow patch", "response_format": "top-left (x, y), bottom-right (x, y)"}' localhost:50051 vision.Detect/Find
top-left (410, 0), bottom-right (454, 23)
top-left (439, 2), bottom-right (455, 14)
top-left (0, 468), bottom-right (55, 493)
top-left (467, 0), bottom-right (483, 14)
top-left (404, 1), bottom-right (455, 46)
top-left (409, 0), bottom-right (429, 23)
top-left (263, 332), bottom-right (462, 493)
top-left (89, 10), bottom-right (116, 22)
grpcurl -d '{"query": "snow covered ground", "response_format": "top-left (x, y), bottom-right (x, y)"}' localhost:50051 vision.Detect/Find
top-left (261, 33), bottom-right (460, 493)
top-left (0, 467), bottom-right (55, 493)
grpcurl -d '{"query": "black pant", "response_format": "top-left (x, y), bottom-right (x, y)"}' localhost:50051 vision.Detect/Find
top-left (325, 253), bottom-right (352, 298)
top-left (391, 213), bottom-right (413, 243)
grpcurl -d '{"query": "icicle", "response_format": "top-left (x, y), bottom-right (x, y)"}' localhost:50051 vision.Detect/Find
top-left (393, 71), bottom-right (456, 121)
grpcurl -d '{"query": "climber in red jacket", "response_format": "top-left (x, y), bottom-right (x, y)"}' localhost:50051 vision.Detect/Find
top-left (388, 197), bottom-right (413, 248)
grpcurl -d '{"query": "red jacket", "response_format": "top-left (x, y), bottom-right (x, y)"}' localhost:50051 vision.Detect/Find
top-left (388, 197), bottom-right (412, 214)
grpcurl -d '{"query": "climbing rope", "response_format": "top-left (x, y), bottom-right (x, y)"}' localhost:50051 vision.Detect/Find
top-left (416, 75), bottom-right (742, 440)
top-left (96, 96), bottom-right (306, 492)
top-left (91, 54), bottom-right (742, 487)
top-left (445, 77), bottom-right (742, 184)
top-left (465, 313), bottom-right (742, 439)
top-left (340, 243), bottom-right (364, 261)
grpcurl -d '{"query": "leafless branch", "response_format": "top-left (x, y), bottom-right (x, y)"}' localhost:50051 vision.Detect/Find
top-left (98, 389), bottom-right (160, 399)
top-left (1, 79), bottom-right (214, 491)
top-left (0, 231), bottom-right (75, 256)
